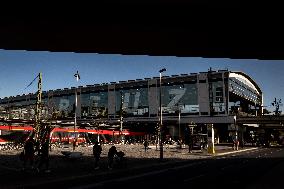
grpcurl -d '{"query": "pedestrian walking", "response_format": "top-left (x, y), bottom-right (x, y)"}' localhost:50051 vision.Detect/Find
top-left (233, 138), bottom-right (239, 150)
top-left (143, 140), bottom-right (149, 152)
top-left (178, 138), bottom-right (183, 149)
top-left (93, 141), bottom-right (102, 170)
top-left (73, 139), bottom-right (77, 151)
top-left (236, 140), bottom-right (239, 150)
top-left (108, 145), bottom-right (117, 170)
top-left (115, 151), bottom-right (126, 168)
top-left (23, 138), bottom-right (35, 170)
top-left (37, 140), bottom-right (50, 173)
top-left (188, 136), bottom-right (193, 153)
top-left (240, 139), bottom-right (245, 148)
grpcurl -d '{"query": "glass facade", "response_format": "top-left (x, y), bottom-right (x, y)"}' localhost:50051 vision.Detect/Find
top-left (86, 91), bottom-right (108, 118)
top-left (161, 83), bottom-right (199, 115)
top-left (0, 71), bottom-right (262, 120)
top-left (212, 81), bottom-right (225, 114)
top-left (115, 87), bottom-right (149, 117)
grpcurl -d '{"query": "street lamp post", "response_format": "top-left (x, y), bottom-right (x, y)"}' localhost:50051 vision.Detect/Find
top-left (178, 105), bottom-right (182, 149)
top-left (159, 68), bottom-right (166, 161)
top-left (73, 88), bottom-right (77, 151)
top-left (73, 71), bottom-right (80, 151)
top-left (178, 105), bottom-right (181, 139)
top-left (120, 91), bottom-right (124, 143)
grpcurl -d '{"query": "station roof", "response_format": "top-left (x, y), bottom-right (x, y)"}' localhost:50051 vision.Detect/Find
top-left (230, 72), bottom-right (262, 95)
top-left (0, 69), bottom-right (264, 102)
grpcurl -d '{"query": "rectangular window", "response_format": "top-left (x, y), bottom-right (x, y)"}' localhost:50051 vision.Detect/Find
top-left (216, 92), bottom-right (223, 96)
top-left (216, 97), bottom-right (223, 102)
top-left (215, 87), bottom-right (223, 100)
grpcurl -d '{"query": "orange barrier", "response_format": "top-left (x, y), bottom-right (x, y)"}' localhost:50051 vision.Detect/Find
top-left (0, 125), bottom-right (146, 136)
top-left (0, 125), bottom-right (33, 131)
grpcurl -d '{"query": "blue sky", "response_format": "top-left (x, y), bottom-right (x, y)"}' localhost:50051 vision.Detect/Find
top-left (0, 49), bottom-right (283, 112)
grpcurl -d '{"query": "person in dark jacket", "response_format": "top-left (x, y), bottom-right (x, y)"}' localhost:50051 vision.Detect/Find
top-left (143, 140), bottom-right (149, 152)
top-left (23, 138), bottom-right (35, 170)
top-left (37, 140), bottom-right (50, 173)
top-left (93, 141), bottom-right (102, 170)
top-left (108, 146), bottom-right (117, 170)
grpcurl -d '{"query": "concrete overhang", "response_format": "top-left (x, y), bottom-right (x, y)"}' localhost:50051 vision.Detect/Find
top-left (0, 2), bottom-right (283, 60)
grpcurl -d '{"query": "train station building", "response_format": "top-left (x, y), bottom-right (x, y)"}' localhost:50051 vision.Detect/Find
top-left (0, 69), bottom-right (263, 144)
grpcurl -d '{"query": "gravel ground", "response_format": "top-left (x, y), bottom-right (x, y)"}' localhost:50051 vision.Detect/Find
top-left (0, 144), bottom-right (239, 188)
top-left (0, 143), bottom-right (208, 172)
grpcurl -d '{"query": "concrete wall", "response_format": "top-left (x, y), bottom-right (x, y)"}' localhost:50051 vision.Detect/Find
top-left (148, 79), bottom-right (158, 116)
top-left (198, 73), bottom-right (210, 115)
top-left (108, 85), bottom-right (116, 117)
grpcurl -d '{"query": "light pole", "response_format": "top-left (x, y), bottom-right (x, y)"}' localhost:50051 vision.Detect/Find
top-left (159, 68), bottom-right (166, 161)
top-left (178, 105), bottom-right (183, 149)
top-left (120, 91), bottom-right (124, 143)
top-left (73, 71), bottom-right (80, 151)
top-left (178, 105), bottom-right (181, 139)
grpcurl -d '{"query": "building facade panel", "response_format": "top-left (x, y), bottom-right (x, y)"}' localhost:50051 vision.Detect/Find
top-left (198, 73), bottom-right (210, 115)
top-left (0, 70), bottom-right (263, 122)
top-left (148, 79), bottom-right (158, 116)
top-left (108, 85), bottom-right (116, 117)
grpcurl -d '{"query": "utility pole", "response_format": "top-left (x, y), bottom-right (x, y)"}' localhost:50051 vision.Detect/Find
top-left (24, 73), bottom-right (52, 155)
top-left (34, 73), bottom-right (52, 155)
top-left (159, 68), bottom-right (166, 161)
top-left (34, 73), bottom-right (42, 144)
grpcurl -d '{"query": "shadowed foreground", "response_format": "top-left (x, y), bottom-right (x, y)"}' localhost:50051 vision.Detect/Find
top-left (1, 145), bottom-right (283, 188)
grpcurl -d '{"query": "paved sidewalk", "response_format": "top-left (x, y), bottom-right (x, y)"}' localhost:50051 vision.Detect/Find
top-left (0, 144), bottom-right (260, 188)
top-left (214, 145), bottom-right (259, 156)
top-left (158, 144), bottom-right (259, 157)
top-left (18, 145), bottom-right (259, 188)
